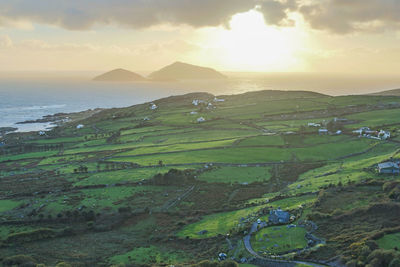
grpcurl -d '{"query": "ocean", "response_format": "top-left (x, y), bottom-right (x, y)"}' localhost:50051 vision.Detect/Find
top-left (1, 72), bottom-right (400, 132)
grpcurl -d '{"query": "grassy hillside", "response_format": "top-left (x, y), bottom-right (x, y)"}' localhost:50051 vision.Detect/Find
top-left (1, 90), bottom-right (400, 266)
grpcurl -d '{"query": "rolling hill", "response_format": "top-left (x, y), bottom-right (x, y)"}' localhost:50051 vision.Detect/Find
top-left (148, 61), bottom-right (227, 81)
top-left (370, 88), bottom-right (400, 96)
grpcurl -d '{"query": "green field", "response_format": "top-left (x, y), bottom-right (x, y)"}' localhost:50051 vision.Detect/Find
top-left (251, 225), bottom-right (307, 254)
top-left (177, 205), bottom-right (266, 239)
top-left (377, 232), bottom-right (400, 250)
top-left (0, 200), bottom-right (22, 213)
top-left (109, 245), bottom-right (187, 265)
top-left (2, 90), bottom-right (400, 266)
top-left (197, 166), bottom-right (272, 183)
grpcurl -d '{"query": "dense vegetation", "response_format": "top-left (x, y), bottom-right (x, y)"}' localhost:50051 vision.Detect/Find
top-left (1, 90), bottom-right (400, 266)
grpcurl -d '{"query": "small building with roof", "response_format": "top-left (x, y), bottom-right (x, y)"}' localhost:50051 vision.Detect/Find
top-left (378, 162), bottom-right (399, 174)
top-left (269, 208), bottom-right (290, 224)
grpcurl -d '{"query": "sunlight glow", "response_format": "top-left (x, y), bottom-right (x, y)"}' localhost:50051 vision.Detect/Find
top-left (201, 10), bottom-right (304, 72)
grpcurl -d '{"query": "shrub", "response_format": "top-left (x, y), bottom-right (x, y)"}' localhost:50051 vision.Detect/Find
top-left (2, 255), bottom-right (36, 266)
top-left (390, 258), bottom-right (400, 267)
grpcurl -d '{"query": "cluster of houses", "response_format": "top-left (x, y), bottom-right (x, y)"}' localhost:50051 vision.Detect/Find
top-left (352, 127), bottom-right (390, 140)
top-left (191, 98), bottom-right (225, 123)
top-left (307, 118), bottom-right (392, 141)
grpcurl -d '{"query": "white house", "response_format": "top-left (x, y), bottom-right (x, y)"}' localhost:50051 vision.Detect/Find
top-left (150, 103), bottom-right (158, 110)
top-left (76, 124), bottom-right (84, 129)
top-left (143, 117), bottom-right (150, 121)
top-left (318, 128), bottom-right (328, 135)
top-left (378, 130), bottom-right (391, 140)
top-left (213, 97), bottom-right (225, 102)
top-left (38, 131), bottom-right (46, 136)
top-left (192, 99), bottom-right (205, 106)
top-left (336, 130), bottom-right (342, 135)
top-left (353, 127), bottom-right (371, 135)
top-left (190, 111), bottom-right (198, 115)
top-left (197, 117), bottom-right (206, 123)
top-left (308, 122), bottom-right (321, 127)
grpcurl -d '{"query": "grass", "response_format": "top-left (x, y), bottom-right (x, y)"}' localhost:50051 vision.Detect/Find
top-left (109, 245), bottom-right (187, 265)
top-left (345, 108), bottom-right (400, 129)
top-left (177, 205), bottom-right (266, 239)
top-left (116, 139), bottom-right (236, 157)
top-left (197, 166), bottom-right (272, 183)
top-left (376, 232), bottom-right (400, 250)
top-left (0, 151), bottom-right (58, 162)
top-left (286, 142), bottom-right (399, 195)
top-left (0, 200), bottom-right (23, 213)
top-left (251, 225), bottom-right (307, 254)
top-left (0, 225), bottom-right (35, 240)
top-left (73, 167), bottom-right (185, 186)
top-left (238, 135), bottom-right (285, 146)
top-left (31, 186), bottom-right (165, 214)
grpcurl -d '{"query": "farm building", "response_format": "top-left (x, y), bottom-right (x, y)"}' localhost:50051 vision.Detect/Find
top-left (150, 103), bottom-right (158, 110)
top-left (378, 162), bottom-right (400, 174)
top-left (269, 208), bottom-right (290, 224)
top-left (213, 97), bottom-right (225, 102)
top-left (192, 99), bottom-right (205, 106)
top-left (378, 130), bottom-right (391, 140)
top-left (190, 111), bottom-right (198, 115)
top-left (197, 117), bottom-right (206, 123)
top-left (76, 124), bottom-right (84, 129)
top-left (318, 128), bottom-right (328, 135)
top-left (308, 122), bottom-right (321, 127)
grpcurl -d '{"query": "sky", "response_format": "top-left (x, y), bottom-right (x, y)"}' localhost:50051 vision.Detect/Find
top-left (0, 0), bottom-right (400, 74)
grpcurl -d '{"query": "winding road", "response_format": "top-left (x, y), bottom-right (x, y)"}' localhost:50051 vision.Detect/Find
top-left (243, 222), bottom-right (327, 267)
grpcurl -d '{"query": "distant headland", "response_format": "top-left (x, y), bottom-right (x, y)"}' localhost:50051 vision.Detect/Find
top-left (93, 62), bottom-right (227, 82)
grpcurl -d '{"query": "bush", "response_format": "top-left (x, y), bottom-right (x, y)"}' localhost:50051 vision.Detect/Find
top-left (390, 258), bottom-right (400, 267)
top-left (366, 249), bottom-right (400, 267)
top-left (192, 260), bottom-right (238, 267)
top-left (2, 255), bottom-right (36, 266)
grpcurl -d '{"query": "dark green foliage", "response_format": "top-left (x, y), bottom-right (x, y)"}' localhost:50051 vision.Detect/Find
top-left (2, 255), bottom-right (37, 267)
top-left (193, 260), bottom-right (238, 267)
top-left (152, 168), bottom-right (195, 185)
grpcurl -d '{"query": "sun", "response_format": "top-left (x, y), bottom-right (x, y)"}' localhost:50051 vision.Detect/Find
top-left (196, 10), bottom-right (304, 72)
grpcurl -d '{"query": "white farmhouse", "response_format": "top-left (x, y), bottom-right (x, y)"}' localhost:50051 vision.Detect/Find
top-left (150, 103), bottom-right (158, 110)
top-left (190, 111), bottom-right (198, 115)
top-left (197, 117), bottom-right (206, 123)
top-left (76, 124), bottom-right (84, 129)
top-left (318, 128), bottom-right (328, 135)
top-left (378, 130), bottom-right (391, 140)
top-left (213, 97), bottom-right (225, 102)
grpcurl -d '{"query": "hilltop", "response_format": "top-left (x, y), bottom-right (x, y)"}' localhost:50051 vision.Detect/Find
top-left (370, 88), bottom-right (400, 96)
top-left (1, 89), bottom-right (400, 266)
top-left (93, 68), bottom-right (147, 82)
top-left (148, 61), bottom-right (227, 81)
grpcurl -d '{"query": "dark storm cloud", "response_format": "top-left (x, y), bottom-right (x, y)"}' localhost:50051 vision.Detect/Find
top-left (299, 0), bottom-right (400, 33)
top-left (0, 0), bottom-right (295, 30)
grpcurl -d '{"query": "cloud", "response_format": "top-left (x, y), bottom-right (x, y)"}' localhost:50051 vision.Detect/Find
top-left (0, 35), bottom-right (13, 48)
top-left (299, 0), bottom-right (400, 34)
top-left (257, 0), bottom-right (297, 27)
top-left (0, 0), bottom-right (298, 30)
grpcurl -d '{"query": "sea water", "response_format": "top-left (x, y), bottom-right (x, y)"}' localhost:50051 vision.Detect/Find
top-left (1, 72), bottom-right (400, 132)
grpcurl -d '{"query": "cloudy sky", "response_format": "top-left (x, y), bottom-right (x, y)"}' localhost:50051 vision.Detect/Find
top-left (1, 0), bottom-right (400, 73)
